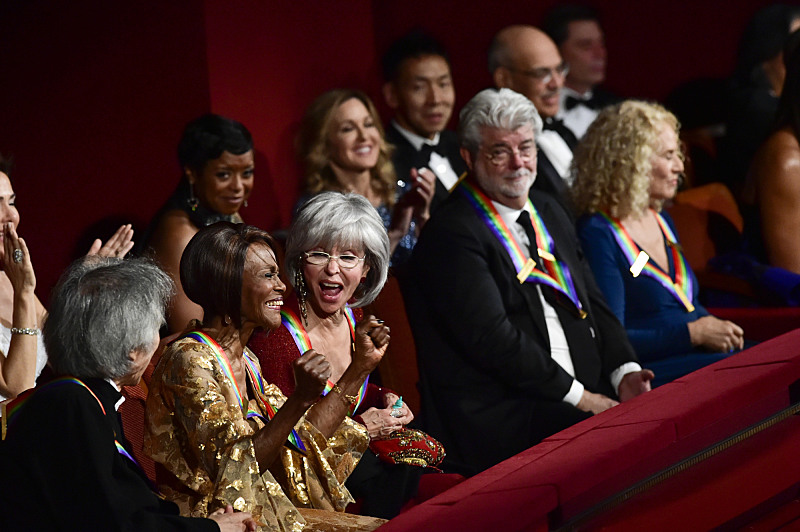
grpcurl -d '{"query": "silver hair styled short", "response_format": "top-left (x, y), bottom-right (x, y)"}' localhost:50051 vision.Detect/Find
top-left (44, 257), bottom-right (174, 381)
top-left (286, 192), bottom-right (390, 307)
top-left (458, 88), bottom-right (543, 156)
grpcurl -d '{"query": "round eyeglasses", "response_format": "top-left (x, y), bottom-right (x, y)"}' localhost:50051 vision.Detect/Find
top-left (304, 251), bottom-right (366, 269)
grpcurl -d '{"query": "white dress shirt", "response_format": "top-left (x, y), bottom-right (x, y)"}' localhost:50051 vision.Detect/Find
top-left (492, 200), bottom-right (641, 405)
top-left (558, 86), bottom-right (600, 140)
top-left (492, 200), bottom-right (583, 405)
top-left (393, 121), bottom-right (460, 190)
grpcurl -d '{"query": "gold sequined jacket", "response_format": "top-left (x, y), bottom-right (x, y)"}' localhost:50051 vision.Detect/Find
top-left (144, 337), bottom-right (369, 531)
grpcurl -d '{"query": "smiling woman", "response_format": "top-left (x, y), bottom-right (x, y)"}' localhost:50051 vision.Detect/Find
top-left (145, 221), bottom-right (385, 530)
top-left (248, 193), bottom-right (437, 519)
top-left (298, 89), bottom-right (435, 266)
top-left (139, 114), bottom-right (255, 334)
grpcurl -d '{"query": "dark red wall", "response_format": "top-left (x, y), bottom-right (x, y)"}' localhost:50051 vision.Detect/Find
top-left (0, 0), bottom-right (778, 301)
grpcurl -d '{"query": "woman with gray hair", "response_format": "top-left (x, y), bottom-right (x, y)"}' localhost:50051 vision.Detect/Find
top-left (145, 220), bottom-right (387, 531)
top-left (0, 257), bottom-right (256, 531)
top-left (248, 192), bottom-right (433, 519)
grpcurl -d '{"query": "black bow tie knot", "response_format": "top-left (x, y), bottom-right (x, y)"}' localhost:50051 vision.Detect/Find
top-left (565, 94), bottom-right (600, 111)
top-left (541, 118), bottom-right (579, 150)
top-left (419, 142), bottom-right (446, 161)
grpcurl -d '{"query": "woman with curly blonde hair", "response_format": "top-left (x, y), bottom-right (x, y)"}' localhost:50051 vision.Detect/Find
top-left (573, 101), bottom-right (744, 386)
top-left (297, 89), bottom-right (435, 266)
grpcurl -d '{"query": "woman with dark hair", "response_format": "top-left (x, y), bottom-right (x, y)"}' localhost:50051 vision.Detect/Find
top-left (145, 222), bottom-right (387, 531)
top-left (249, 192), bottom-right (439, 519)
top-left (141, 114), bottom-right (256, 333)
top-left (0, 156), bottom-right (132, 401)
top-left (0, 256), bottom-right (256, 531)
top-left (748, 30), bottom-right (800, 274)
top-left (297, 89), bottom-right (435, 266)
top-left (720, 4), bottom-right (800, 196)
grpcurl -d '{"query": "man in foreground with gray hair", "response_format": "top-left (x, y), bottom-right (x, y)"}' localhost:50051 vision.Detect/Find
top-left (406, 88), bottom-right (652, 475)
top-left (0, 257), bottom-right (256, 531)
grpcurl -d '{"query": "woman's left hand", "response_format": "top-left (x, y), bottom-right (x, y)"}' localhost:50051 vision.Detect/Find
top-left (87, 223), bottom-right (134, 258)
top-left (359, 407), bottom-right (404, 440)
top-left (2, 222), bottom-right (35, 294)
top-left (353, 314), bottom-right (390, 374)
top-left (383, 392), bottom-right (414, 425)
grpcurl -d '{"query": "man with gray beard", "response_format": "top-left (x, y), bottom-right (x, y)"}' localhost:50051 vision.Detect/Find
top-left (405, 88), bottom-right (651, 475)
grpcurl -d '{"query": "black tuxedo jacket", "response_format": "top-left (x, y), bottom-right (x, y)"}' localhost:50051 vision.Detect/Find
top-left (0, 377), bottom-right (216, 531)
top-left (405, 184), bottom-right (637, 474)
top-left (533, 149), bottom-right (575, 218)
top-left (386, 123), bottom-right (467, 213)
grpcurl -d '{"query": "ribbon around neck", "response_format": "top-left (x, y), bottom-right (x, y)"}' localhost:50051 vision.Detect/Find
top-left (460, 181), bottom-right (585, 317)
top-left (183, 331), bottom-right (307, 454)
top-left (598, 211), bottom-right (695, 312)
top-left (281, 306), bottom-right (368, 415)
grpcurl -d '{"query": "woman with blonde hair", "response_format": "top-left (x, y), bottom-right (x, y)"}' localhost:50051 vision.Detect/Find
top-left (573, 101), bottom-right (744, 386)
top-left (297, 89), bottom-right (435, 266)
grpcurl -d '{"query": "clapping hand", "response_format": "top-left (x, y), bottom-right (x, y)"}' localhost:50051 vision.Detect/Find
top-left (86, 223), bottom-right (134, 258)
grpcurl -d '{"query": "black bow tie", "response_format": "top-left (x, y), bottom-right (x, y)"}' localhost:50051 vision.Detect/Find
top-left (419, 142), bottom-right (446, 160)
top-left (541, 118), bottom-right (578, 150)
top-left (565, 94), bottom-right (600, 111)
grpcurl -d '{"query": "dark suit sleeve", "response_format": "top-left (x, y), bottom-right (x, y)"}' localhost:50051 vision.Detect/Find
top-left (412, 208), bottom-right (576, 402)
top-left (0, 386), bottom-right (217, 532)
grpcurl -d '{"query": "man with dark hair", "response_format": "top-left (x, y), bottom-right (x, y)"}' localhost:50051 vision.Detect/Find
top-left (490, 25), bottom-right (577, 215)
top-left (406, 88), bottom-right (652, 475)
top-left (543, 5), bottom-right (619, 139)
top-left (382, 30), bottom-right (466, 214)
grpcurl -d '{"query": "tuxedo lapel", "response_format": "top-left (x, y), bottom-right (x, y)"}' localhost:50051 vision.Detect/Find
top-left (535, 199), bottom-right (590, 314)
top-left (466, 203), bottom-right (550, 342)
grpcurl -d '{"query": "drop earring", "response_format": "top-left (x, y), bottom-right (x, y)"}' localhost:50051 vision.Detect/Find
top-left (187, 182), bottom-right (199, 212)
top-left (295, 263), bottom-right (308, 325)
top-left (243, 199), bottom-right (249, 208)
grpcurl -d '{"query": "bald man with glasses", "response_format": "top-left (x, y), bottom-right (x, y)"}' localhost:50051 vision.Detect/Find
top-left (490, 25), bottom-right (578, 217)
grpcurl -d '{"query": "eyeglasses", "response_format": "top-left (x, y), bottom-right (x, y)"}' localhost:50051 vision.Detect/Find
top-left (483, 143), bottom-right (537, 166)
top-left (504, 62), bottom-right (569, 84)
top-left (304, 251), bottom-right (365, 269)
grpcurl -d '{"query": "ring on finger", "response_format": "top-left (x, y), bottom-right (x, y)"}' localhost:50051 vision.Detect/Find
top-left (12, 248), bottom-right (22, 263)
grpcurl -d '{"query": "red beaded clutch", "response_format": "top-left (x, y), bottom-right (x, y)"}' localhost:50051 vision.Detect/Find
top-left (369, 428), bottom-right (445, 471)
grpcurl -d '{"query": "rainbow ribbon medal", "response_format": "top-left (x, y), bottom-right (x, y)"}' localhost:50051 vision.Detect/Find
top-left (598, 211), bottom-right (695, 312)
top-left (184, 331), bottom-right (306, 454)
top-left (460, 181), bottom-right (585, 317)
top-left (281, 307), bottom-right (369, 415)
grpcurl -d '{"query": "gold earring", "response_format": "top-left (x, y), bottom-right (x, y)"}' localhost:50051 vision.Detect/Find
top-left (294, 264), bottom-right (308, 325)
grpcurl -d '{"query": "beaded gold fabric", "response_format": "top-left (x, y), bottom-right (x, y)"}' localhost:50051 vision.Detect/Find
top-left (144, 337), bottom-right (369, 531)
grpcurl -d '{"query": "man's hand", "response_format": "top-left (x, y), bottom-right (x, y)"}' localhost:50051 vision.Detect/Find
top-left (208, 504), bottom-right (258, 532)
top-left (618, 369), bottom-right (654, 402)
top-left (576, 390), bottom-right (618, 415)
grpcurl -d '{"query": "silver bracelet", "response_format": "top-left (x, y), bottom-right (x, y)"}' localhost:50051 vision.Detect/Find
top-left (11, 327), bottom-right (40, 336)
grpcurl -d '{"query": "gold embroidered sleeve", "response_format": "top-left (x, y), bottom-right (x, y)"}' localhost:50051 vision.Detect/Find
top-left (258, 381), bottom-right (369, 512)
top-left (145, 340), bottom-right (304, 531)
